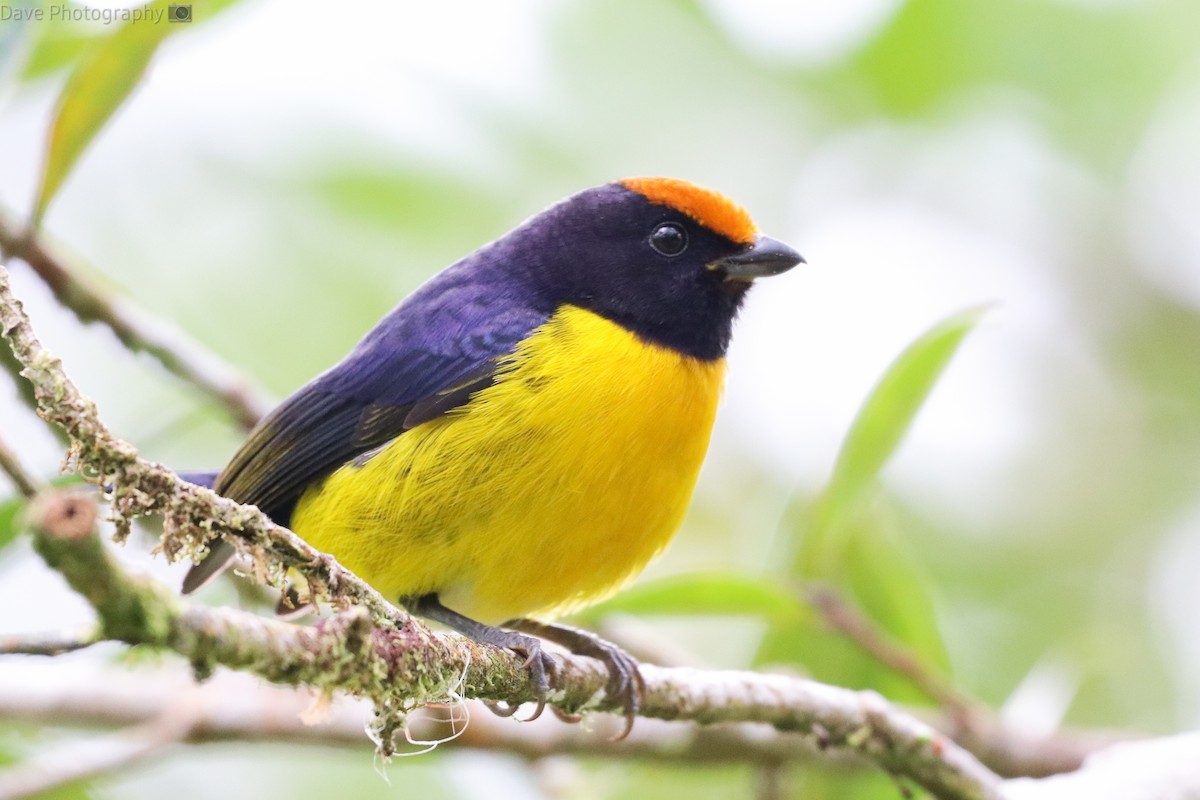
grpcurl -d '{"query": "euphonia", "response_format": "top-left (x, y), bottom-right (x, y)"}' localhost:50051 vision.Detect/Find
top-left (183, 177), bottom-right (802, 729)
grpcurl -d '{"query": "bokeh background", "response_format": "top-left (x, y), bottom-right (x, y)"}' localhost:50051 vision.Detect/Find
top-left (1, 0), bottom-right (1199, 797)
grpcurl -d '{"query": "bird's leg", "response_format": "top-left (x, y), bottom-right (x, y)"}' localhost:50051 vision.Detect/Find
top-left (505, 618), bottom-right (645, 740)
top-left (405, 594), bottom-right (557, 721)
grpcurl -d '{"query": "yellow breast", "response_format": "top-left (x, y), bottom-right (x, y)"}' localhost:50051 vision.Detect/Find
top-left (291, 304), bottom-right (726, 623)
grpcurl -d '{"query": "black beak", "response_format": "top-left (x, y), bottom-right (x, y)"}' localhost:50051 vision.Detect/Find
top-left (711, 235), bottom-right (805, 281)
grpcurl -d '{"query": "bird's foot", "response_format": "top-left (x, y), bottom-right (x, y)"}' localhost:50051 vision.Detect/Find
top-left (508, 619), bottom-right (645, 740)
top-left (481, 631), bottom-right (558, 722)
top-left (404, 594), bottom-right (561, 723)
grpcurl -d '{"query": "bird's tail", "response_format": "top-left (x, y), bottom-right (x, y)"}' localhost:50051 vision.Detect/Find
top-left (182, 539), bottom-right (237, 593)
top-left (174, 470), bottom-right (237, 593)
top-left (175, 470), bottom-right (219, 489)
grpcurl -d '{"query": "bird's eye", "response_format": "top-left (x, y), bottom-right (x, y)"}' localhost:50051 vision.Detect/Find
top-left (648, 223), bottom-right (688, 257)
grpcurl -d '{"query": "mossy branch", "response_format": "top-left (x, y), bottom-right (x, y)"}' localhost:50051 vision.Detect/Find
top-left (1, 262), bottom-right (1006, 800)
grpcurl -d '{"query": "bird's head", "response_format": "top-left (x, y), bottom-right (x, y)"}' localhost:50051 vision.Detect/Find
top-left (505, 177), bottom-right (803, 360)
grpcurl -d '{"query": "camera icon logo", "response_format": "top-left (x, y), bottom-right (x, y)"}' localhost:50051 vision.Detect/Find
top-left (168, 4), bottom-right (192, 22)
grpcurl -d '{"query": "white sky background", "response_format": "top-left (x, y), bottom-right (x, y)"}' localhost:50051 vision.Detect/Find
top-left (1, 0), bottom-right (1199, 722)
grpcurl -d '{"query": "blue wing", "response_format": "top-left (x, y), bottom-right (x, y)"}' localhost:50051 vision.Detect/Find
top-left (214, 264), bottom-right (550, 527)
top-left (180, 217), bottom-right (557, 595)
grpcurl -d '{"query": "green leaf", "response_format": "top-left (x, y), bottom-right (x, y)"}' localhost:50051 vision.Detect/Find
top-left (33, 2), bottom-right (174, 224)
top-left (0, 738), bottom-right (92, 800)
top-left (31, 0), bottom-right (241, 225)
top-left (814, 306), bottom-right (987, 559)
top-left (580, 572), bottom-right (810, 625)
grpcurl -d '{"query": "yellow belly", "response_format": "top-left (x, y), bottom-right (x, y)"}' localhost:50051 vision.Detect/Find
top-left (291, 304), bottom-right (725, 623)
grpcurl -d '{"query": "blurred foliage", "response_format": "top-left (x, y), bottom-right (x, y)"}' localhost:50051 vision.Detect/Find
top-left (0, 495), bottom-right (22, 553)
top-left (0, 728), bottom-right (92, 799)
top-left (17, 6), bottom-right (100, 81)
top-left (582, 572), bottom-right (811, 625)
top-left (2, 0), bottom-right (1200, 798)
top-left (805, 0), bottom-right (1200, 175)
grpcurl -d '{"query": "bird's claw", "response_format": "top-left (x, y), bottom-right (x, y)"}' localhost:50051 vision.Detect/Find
top-left (590, 638), bottom-right (645, 740)
top-left (483, 636), bottom-right (558, 723)
top-left (551, 706), bottom-right (583, 724)
top-left (506, 619), bottom-right (645, 740)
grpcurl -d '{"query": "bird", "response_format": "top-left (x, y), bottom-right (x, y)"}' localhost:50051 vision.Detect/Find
top-left (182, 177), bottom-right (803, 733)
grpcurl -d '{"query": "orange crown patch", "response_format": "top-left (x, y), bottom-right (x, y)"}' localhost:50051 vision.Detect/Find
top-left (619, 177), bottom-right (757, 245)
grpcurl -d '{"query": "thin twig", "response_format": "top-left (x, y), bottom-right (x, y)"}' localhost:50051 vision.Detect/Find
top-left (0, 627), bottom-right (98, 656)
top-left (807, 584), bottom-right (980, 725)
top-left (0, 216), bottom-right (271, 430)
top-left (800, 584), bottom-right (1130, 778)
top-left (0, 431), bottom-right (42, 498)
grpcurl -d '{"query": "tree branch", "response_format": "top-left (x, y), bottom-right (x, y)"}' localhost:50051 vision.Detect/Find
top-left (806, 584), bottom-right (980, 724)
top-left (1, 660), bottom-right (1185, 800)
top-left (0, 655), bottom-right (1127, 779)
top-left (0, 262), bottom-right (1007, 800)
top-left (0, 215), bottom-right (271, 430)
top-left (0, 665), bottom-right (872, 767)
